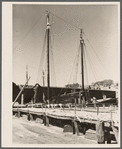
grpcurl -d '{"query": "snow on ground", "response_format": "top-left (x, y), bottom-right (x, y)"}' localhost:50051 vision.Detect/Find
top-left (13, 115), bottom-right (97, 144)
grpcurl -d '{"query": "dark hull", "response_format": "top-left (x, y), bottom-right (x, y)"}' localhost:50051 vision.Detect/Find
top-left (52, 90), bottom-right (117, 104)
top-left (13, 83), bottom-right (117, 105)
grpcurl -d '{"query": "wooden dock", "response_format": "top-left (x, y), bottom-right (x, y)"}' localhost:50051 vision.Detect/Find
top-left (13, 107), bottom-right (118, 124)
top-left (13, 106), bottom-right (119, 144)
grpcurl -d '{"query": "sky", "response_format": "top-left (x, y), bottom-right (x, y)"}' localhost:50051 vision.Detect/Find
top-left (12, 3), bottom-right (119, 87)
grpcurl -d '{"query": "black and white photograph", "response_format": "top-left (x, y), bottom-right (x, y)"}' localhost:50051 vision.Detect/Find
top-left (2, 2), bottom-right (120, 147)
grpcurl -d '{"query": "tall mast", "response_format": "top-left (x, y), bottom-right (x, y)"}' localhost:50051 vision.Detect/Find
top-left (43, 71), bottom-right (45, 86)
top-left (26, 64), bottom-right (28, 87)
top-left (80, 29), bottom-right (84, 91)
top-left (46, 11), bottom-right (50, 101)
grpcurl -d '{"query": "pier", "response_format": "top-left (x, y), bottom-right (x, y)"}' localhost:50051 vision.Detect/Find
top-left (13, 105), bottom-right (119, 144)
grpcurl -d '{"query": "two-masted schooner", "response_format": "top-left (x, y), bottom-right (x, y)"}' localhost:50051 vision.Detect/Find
top-left (13, 11), bottom-right (117, 107)
top-left (36, 11), bottom-right (117, 106)
top-left (12, 11), bottom-right (119, 144)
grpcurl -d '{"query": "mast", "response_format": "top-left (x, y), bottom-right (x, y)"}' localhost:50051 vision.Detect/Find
top-left (43, 71), bottom-right (45, 86)
top-left (26, 64), bottom-right (28, 87)
top-left (46, 11), bottom-right (50, 102)
top-left (80, 29), bottom-right (84, 91)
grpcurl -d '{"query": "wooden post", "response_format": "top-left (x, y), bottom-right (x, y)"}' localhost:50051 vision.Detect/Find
top-left (110, 110), bottom-right (112, 127)
top-left (45, 105), bottom-right (46, 114)
top-left (97, 105), bottom-right (99, 115)
top-left (79, 91), bottom-right (81, 104)
top-left (72, 99), bottom-right (76, 135)
top-left (44, 113), bottom-right (46, 126)
top-left (18, 111), bottom-right (21, 118)
top-left (74, 120), bottom-right (79, 136)
top-left (103, 103), bottom-right (105, 109)
top-left (105, 130), bottom-right (111, 144)
top-left (43, 114), bottom-right (49, 126)
top-left (105, 110), bottom-right (114, 144)
top-left (43, 105), bottom-right (49, 126)
top-left (27, 114), bottom-right (33, 121)
top-left (72, 120), bottom-right (75, 135)
top-left (96, 121), bottom-right (105, 144)
top-left (74, 98), bottom-right (76, 117)
top-left (112, 126), bottom-right (118, 143)
top-left (72, 99), bottom-right (79, 136)
top-left (46, 116), bottom-right (49, 126)
top-left (94, 103), bottom-right (96, 109)
top-left (27, 104), bottom-right (29, 114)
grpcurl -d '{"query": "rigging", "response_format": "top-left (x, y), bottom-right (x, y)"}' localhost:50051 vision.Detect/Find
top-left (83, 32), bottom-right (111, 79)
top-left (14, 13), bottom-right (44, 52)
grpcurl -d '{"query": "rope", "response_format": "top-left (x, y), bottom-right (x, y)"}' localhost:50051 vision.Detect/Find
top-left (49, 12), bottom-right (81, 30)
top-left (14, 13), bottom-right (44, 52)
top-left (36, 29), bottom-right (47, 84)
top-left (84, 43), bottom-right (98, 82)
top-left (83, 31), bottom-right (111, 78)
top-left (67, 44), bottom-right (80, 86)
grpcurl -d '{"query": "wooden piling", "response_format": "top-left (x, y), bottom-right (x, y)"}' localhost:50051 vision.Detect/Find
top-left (44, 115), bottom-right (46, 126)
top-left (97, 105), bottom-right (99, 115)
top-left (74, 120), bottom-right (79, 136)
top-left (72, 120), bottom-right (75, 135)
top-left (106, 130), bottom-right (111, 144)
top-left (46, 116), bottom-right (49, 126)
top-left (27, 113), bottom-right (33, 121)
top-left (96, 121), bottom-right (105, 144)
top-left (72, 99), bottom-right (79, 136)
top-left (94, 103), bottom-right (96, 109)
top-left (43, 107), bottom-right (49, 126)
top-left (110, 109), bottom-right (118, 143)
top-left (103, 103), bottom-right (105, 109)
top-left (18, 111), bottom-right (21, 118)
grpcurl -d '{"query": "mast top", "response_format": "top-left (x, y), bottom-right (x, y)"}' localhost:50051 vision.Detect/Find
top-left (46, 11), bottom-right (50, 29)
top-left (46, 11), bottom-right (49, 18)
top-left (80, 29), bottom-right (84, 44)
